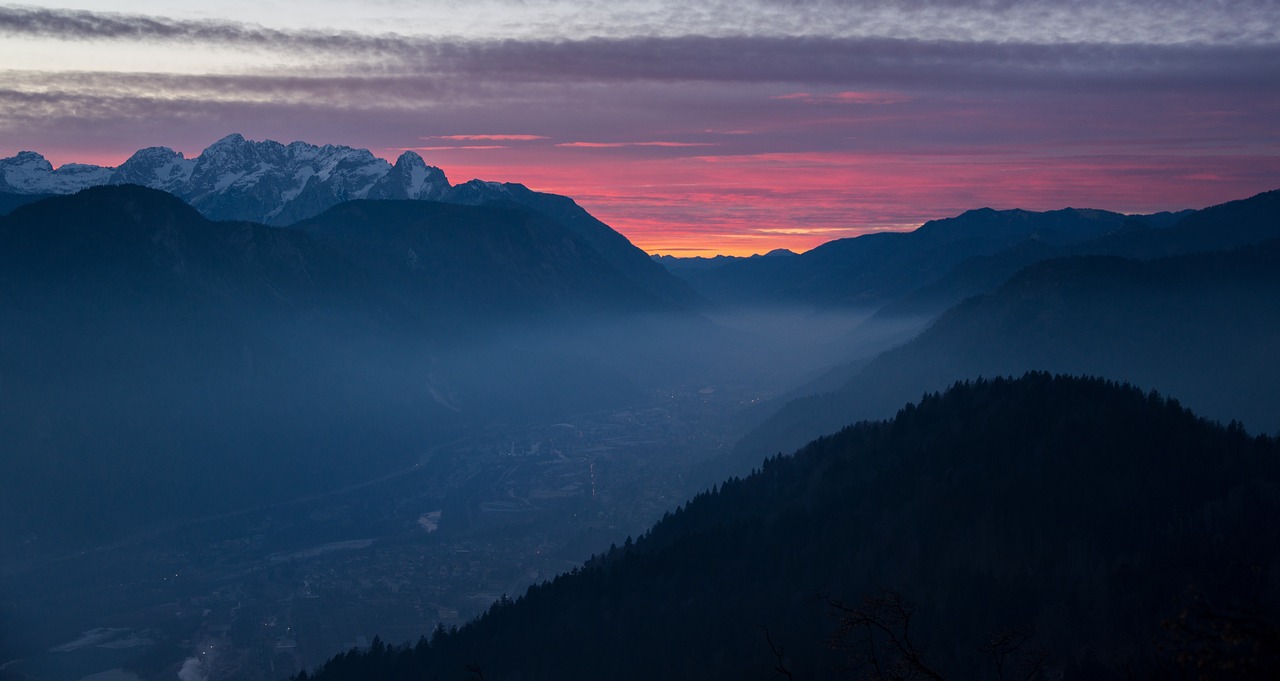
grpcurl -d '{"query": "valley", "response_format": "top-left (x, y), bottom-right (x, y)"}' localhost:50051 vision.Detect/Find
top-left (1, 381), bottom-right (761, 681)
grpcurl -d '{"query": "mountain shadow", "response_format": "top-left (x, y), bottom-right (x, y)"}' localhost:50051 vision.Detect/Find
top-left (0, 187), bottom-right (692, 546)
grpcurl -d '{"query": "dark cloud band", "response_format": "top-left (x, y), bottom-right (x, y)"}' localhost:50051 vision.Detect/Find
top-left (428, 36), bottom-right (1280, 91)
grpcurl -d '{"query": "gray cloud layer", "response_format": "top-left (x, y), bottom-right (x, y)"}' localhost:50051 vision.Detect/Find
top-left (2, 5), bottom-right (1276, 93)
top-left (425, 36), bottom-right (1280, 91)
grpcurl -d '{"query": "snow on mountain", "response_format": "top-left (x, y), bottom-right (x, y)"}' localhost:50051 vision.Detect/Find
top-left (366, 151), bottom-right (451, 201)
top-left (109, 146), bottom-right (196, 193)
top-left (443, 178), bottom-right (516, 206)
top-left (176, 134), bottom-right (392, 224)
top-left (0, 152), bottom-right (113, 194)
top-left (0, 135), bottom-right (462, 225)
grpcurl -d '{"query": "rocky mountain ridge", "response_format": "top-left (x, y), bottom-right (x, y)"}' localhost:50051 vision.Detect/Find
top-left (3, 134), bottom-right (480, 226)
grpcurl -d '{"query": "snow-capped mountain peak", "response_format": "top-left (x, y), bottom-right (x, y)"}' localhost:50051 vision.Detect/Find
top-left (5, 151), bottom-right (54, 174)
top-left (110, 147), bottom-right (195, 193)
top-left (164, 135), bottom-right (395, 223)
top-left (2, 134), bottom-right (500, 224)
top-left (444, 178), bottom-right (517, 206)
top-left (366, 151), bottom-right (450, 201)
top-left (0, 151), bottom-right (114, 194)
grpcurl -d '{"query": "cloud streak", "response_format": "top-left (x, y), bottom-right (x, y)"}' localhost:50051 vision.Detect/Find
top-left (430, 134), bottom-right (549, 141)
top-left (2, 7), bottom-right (1278, 93)
top-left (773, 91), bottom-right (912, 105)
top-left (557, 141), bottom-right (716, 148)
top-left (411, 145), bottom-right (509, 150)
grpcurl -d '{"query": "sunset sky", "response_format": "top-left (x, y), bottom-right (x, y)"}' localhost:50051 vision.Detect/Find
top-left (2, 1), bottom-right (1278, 256)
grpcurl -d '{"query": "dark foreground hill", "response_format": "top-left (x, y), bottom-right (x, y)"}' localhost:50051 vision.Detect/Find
top-left (296, 374), bottom-right (1280, 681)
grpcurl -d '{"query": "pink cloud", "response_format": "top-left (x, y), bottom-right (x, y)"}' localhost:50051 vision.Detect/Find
top-left (402, 145), bottom-right (509, 150)
top-left (428, 134), bottom-right (549, 141)
top-left (773, 91), bottom-right (912, 105)
top-left (556, 141), bottom-right (716, 148)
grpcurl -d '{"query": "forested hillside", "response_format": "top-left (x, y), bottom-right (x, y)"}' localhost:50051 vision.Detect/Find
top-left (296, 374), bottom-right (1280, 681)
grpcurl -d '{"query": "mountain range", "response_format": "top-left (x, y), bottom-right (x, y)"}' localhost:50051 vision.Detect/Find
top-left (658, 206), bottom-right (1177, 309)
top-left (0, 135), bottom-right (445, 223)
top-left (0, 135), bottom-right (701, 309)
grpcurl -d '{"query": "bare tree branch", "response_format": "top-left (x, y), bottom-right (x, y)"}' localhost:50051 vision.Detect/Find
top-left (761, 626), bottom-right (796, 681)
top-left (824, 589), bottom-right (947, 681)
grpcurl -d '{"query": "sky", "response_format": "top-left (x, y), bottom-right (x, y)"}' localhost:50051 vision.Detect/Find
top-left (1, 1), bottom-right (1278, 256)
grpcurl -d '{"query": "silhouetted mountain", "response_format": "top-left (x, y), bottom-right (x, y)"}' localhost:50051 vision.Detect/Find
top-left (874, 192), bottom-right (1273, 322)
top-left (447, 182), bottom-right (705, 308)
top-left (294, 199), bottom-right (677, 324)
top-left (669, 207), bottom-right (1136, 308)
top-left (1082, 189), bottom-right (1280, 259)
top-left (731, 240), bottom-right (1280, 470)
top-left (871, 237), bottom-right (1066, 320)
top-left (653, 248), bottom-right (797, 275)
top-left (0, 184), bottom-right (376, 313)
top-left (295, 374), bottom-right (1280, 681)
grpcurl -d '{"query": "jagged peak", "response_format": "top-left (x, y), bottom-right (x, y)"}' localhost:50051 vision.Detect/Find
top-left (395, 150), bottom-right (426, 167)
top-left (460, 179), bottom-right (507, 191)
top-left (122, 146), bottom-right (185, 163)
top-left (211, 133), bottom-right (246, 147)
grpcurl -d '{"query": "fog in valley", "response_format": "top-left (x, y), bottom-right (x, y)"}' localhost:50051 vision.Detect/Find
top-left (2, 184), bottom-right (1278, 681)
top-left (0, 271), bottom-right (896, 680)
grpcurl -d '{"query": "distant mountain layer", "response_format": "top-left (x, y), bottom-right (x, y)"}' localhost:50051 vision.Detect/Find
top-left (650, 202), bottom-right (1218, 308)
top-left (874, 190), bottom-right (1278, 320)
top-left (729, 236), bottom-right (1280, 472)
top-left (661, 206), bottom-right (1159, 308)
top-left (0, 136), bottom-right (447, 223)
top-left (0, 135), bottom-right (701, 307)
top-left (652, 248), bottom-right (796, 275)
top-left (656, 190), bottom-right (1275, 315)
top-left (297, 374), bottom-right (1280, 681)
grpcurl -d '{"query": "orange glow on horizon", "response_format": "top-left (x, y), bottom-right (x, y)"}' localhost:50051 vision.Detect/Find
top-left (429, 146), bottom-right (1280, 256)
top-left (16, 143), bottom-right (1280, 258)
